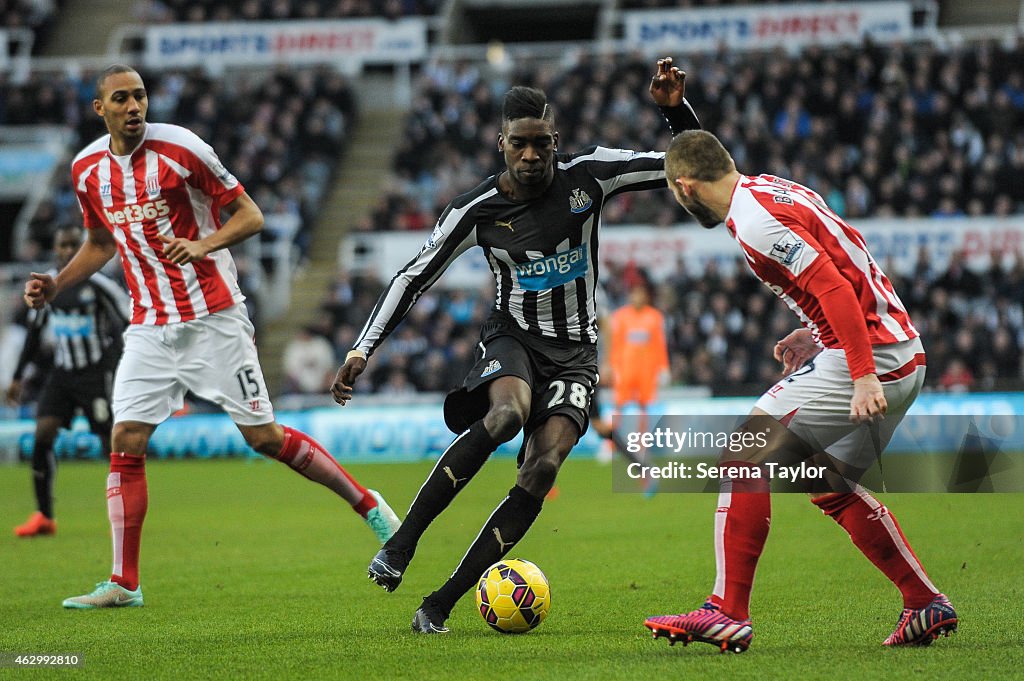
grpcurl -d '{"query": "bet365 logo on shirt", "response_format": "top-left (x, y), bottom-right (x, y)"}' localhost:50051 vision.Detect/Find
top-left (104, 199), bottom-right (171, 225)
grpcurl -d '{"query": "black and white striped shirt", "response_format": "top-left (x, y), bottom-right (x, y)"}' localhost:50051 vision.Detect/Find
top-left (13, 271), bottom-right (129, 377)
top-left (356, 139), bottom-right (689, 355)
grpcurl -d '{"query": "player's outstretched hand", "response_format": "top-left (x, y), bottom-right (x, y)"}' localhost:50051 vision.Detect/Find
top-left (24, 272), bottom-right (56, 309)
top-left (649, 57), bottom-right (686, 107)
top-left (773, 328), bottom-right (820, 375)
top-left (331, 356), bottom-right (367, 406)
top-left (850, 374), bottom-right (886, 424)
top-left (158, 232), bottom-right (209, 265)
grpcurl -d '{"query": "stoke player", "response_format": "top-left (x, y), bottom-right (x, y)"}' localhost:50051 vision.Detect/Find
top-left (24, 65), bottom-right (401, 609)
top-left (9, 226), bottom-right (128, 537)
top-left (643, 130), bottom-right (956, 650)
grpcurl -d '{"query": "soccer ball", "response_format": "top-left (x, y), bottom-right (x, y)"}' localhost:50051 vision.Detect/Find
top-left (476, 558), bottom-right (551, 633)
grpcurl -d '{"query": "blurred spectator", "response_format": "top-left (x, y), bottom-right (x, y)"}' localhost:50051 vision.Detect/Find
top-left (2, 0), bottom-right (58, 53)
top-left (939, 358), bottom-right (974, 393)
top-left (373, 41), bottom-right (1024, 235)
top-left (282, 324), bottom-right (337, 395)
top-left (323, 242), bottom-right (1024, 395)
top-left (2, 66), bottom-right (356, 280)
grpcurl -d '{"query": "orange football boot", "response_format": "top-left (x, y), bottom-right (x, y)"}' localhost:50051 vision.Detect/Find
top-left (14, 511), bottom-right (56, 537)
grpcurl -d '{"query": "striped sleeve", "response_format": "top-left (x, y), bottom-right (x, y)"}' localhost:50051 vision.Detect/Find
top-left (72, 158), bottom-right (105, 230)
top-left (153, 125), bottom-right (244, 208)
top-left (562, 146), bottom-right (667, 198)
top-left (353, 190), bottom-right (491, 357)
top-left (732, 200), bottom-right (824, 278)
top-left (561, 99), bottom-right (701, 198)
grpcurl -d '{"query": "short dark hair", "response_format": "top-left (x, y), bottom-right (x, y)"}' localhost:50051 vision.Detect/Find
top-left (502, 86), bottom-right (553, 124)
top-left (54, 225), bottom-right (83, 237)
top-left (53, 225), bottom-right (83, 244)
top-left (665, 130), bottom-right (734, 183)
top-left (95, 64), bottom-right (140, 99)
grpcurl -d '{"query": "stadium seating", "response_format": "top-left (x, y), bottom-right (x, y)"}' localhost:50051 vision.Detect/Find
top-left (3, 34), bottom-right (1022, 397)
top-left (376, 43), bottom-right (1024, 233)
top-left (297, 40), bottom-right (1024, 396)
top-left (2, 66), bottom-right (356, 264)
top-left (304, 246), bottom-right (1024, 396)
top-left (1, 0), bottom-right (58, 53)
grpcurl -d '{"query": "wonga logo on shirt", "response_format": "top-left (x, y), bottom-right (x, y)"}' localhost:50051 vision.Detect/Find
top-left (515, 244), bottom-right (588, 291)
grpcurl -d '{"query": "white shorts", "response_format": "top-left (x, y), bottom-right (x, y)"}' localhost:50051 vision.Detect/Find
top-left (113, 304), bottom-right (275, 426)
top-left (754, 337), bottom-right (925, 470)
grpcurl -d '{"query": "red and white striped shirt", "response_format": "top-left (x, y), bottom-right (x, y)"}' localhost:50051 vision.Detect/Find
top-left (726, 175), bottom-right (917, 361)
top-left (72, 123), bottom-right (246, 325)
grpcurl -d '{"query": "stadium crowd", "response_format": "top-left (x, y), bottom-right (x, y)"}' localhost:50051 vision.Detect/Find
top-left (1, 66), bottom-right (357, 271)
top-left (286, 40), bottom-right (1024, 396)
top-left (367, 42), bottom-right (1024, 236)
top-left (288, 245), bottom-right (1024, 397)
top-left (3, 35), bottom-right (1022, 399)
top-left (1, 0), bottom-right (58, 51)
top-left (621, 0), bottom-right (839, 7)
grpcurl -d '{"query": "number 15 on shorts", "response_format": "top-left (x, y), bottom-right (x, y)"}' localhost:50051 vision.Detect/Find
top-left (236, 367), bottom-right (263, 411)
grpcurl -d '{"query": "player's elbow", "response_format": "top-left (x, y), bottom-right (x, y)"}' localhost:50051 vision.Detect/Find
top-left (248, 207), bottom-right (265, 235)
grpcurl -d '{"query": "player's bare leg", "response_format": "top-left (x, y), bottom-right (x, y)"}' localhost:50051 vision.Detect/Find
top-left (239, 421), bottom-right (400, 544)
top-left (63, 420), bottom-right (152, 609)
top-left (369, 376), bottom-right (531, 592)
top-left (412, 415), bottom-right (576, 633)
top-left (14, 416), bottom-right (61, 537)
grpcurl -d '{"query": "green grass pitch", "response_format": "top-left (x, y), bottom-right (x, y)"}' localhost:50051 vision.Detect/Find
top-left (2, 458), bottom-right (1022, 680)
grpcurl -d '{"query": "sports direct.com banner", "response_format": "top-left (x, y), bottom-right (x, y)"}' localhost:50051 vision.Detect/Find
top-left (143, 19), bottom-right (427, 68)
top-left (624, 1), bottom-right (913, 53)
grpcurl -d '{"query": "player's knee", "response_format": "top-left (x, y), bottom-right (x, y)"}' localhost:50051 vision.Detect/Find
top-left (111, 421), bottom-right (153, 454)
top-left (484, 403), bottom-right (527, 443)
top-left (518, 452), bottom-right (562, 497)
top-left (242, 425), bottom-right (284, 457)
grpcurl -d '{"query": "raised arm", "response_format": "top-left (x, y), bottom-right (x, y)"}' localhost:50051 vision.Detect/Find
top-left (649, 57), bottom-right (701, 134)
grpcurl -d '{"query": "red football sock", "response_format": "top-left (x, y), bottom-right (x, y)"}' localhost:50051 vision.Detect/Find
top-left (108, 452), bottom-right (147, 591)
top-left (709, 462), bottom-right (771, 621)
top-left (813, 490), bottom-right (939, 608)
top-left (276, 426), bottom-right (375, 516)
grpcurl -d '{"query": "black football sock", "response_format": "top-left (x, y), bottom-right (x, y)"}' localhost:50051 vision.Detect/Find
top-left (31, 441), bottom-right (56, 519)
top-left (387, 420), bottom-right (501, 554)
top-left (428, 485), bottom-right (544, 617)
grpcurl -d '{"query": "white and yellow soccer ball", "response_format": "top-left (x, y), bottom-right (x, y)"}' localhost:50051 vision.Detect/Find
top-left (476, 558), bottom-right (551, 633)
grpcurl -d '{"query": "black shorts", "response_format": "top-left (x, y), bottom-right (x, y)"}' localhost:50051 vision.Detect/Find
top-left (36, 364), bottom-right (115, 437)
top-left (443, 314), bottom-right (599, 441)
top-left (588, 388), bottom-right (602, 420)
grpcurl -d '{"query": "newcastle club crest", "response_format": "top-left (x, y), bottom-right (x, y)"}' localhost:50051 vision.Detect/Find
top-left (569, 188), bottom-right (593, 214)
